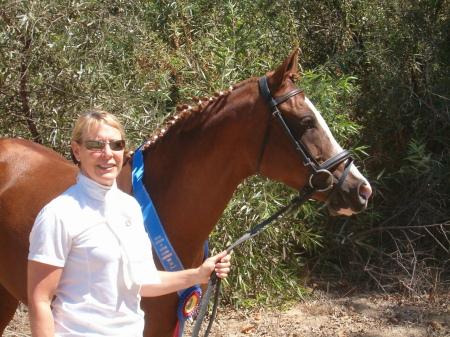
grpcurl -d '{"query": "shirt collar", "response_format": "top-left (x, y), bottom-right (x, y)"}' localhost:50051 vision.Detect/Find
top-left (76, 172), bottom-right (118, 201)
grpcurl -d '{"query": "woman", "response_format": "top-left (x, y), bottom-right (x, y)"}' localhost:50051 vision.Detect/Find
top-left (27, 110), bottom-right (231, 337)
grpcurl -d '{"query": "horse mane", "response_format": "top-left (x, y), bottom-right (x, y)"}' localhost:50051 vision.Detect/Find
top-left (139, 72), bottom-right (299, 152)
top-left (140, 76), bottom-right (261, 151)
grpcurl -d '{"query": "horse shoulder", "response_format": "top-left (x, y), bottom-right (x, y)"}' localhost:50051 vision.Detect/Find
top-left (0, 138), bottom-right (78, 231)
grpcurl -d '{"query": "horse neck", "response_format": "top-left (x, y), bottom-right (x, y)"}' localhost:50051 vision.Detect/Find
top-left (143, 88), bottom-right (261, 266)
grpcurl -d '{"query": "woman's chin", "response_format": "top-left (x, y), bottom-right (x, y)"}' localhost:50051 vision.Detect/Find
top-left (93, 169), bottom-right (118, 186)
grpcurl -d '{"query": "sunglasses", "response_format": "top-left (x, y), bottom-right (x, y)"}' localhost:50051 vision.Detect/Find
top-left (84, 140), bottom-right (126, 151)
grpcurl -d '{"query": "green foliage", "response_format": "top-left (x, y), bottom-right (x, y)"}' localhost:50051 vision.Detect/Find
top-left (1, 0), bottom-right (448, 306)
top-left (0, 0), bottom-right (165, 155)
top-left (211, 176), bottom-right (319, 308)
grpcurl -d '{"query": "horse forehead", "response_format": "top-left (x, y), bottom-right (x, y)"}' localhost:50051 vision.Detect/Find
top-left (304, 97), bottom-right (370, 185)
top-left (303, 97), bottom-right (344, 154)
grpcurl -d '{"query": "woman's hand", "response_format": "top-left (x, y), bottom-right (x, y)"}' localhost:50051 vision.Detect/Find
top-left (141, 251), bottom-right (232, 297)
top-left (198, 250), bottom-right (231, 283)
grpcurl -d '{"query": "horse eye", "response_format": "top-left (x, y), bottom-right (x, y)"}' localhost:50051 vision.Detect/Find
top-left (300, 117), bottom-right (314, 128)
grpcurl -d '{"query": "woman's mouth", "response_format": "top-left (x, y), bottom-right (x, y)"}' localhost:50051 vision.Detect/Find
top-left (98, 164), bottom-right (115, 169)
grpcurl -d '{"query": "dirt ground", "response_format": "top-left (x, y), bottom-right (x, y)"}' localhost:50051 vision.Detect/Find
top-left (4, 289), bottom-right (449, 337)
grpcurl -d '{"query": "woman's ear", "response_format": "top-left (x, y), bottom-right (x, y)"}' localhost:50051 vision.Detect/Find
top-left (71, 141), bottom-right (81, 164)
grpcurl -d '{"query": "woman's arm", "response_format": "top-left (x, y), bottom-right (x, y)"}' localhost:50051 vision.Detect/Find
top-left (140, 251), bottom-right (231, 297)
top-left (27, 260), bottom-right (62, 337)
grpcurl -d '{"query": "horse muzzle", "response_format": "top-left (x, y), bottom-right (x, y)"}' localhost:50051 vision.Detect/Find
top-left (326, 176), bottom-right (372, 216)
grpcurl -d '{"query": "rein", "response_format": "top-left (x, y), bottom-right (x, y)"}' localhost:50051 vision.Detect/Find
top-left (191, 76), bottom-right (354, 337)
top-left (191, 188), bottom-right (316, 337)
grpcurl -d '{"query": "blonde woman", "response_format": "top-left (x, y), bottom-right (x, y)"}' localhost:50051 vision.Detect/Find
top-left (27, 110), bottom-right (231, 337)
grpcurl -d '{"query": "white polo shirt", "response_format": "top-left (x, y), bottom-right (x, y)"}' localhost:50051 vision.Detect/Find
top-left (29, 173), bottom-right (160, 336)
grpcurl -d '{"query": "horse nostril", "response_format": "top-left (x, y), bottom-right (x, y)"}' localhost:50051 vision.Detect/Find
top-left (358, 182), bottom-right (372, 205)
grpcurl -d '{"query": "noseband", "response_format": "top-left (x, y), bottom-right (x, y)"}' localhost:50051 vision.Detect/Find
top-left (257, 76), bottom-right (354, 198)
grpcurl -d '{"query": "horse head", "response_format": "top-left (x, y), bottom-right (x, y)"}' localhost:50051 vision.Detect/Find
top-left (255, 47), bottom-right (372, 215)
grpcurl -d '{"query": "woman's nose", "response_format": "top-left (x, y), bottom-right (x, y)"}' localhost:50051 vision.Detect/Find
top-left (101, 144), bottom-right (113, 157)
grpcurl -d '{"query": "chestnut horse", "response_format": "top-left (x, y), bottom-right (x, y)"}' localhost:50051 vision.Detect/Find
top-left (0, 47), bottom-right (371, 336)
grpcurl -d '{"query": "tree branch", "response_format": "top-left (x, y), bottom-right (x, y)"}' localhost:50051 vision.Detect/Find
top-left (1, 9), bottom-right (42, 143)
top-left (344, 221), bottom-right (450, 244)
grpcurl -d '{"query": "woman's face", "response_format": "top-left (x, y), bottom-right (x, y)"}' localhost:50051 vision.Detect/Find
top-left (71, 123), bottom-right (124, 186)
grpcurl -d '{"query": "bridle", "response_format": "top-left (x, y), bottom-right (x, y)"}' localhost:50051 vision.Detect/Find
top-left (191, 76), bottom-right (356, 337)
top-left (256, 76), bottom-right (354, 198)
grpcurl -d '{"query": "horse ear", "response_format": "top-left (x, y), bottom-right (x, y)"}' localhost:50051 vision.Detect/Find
top-left (267, 46), bottom-right (299, 93)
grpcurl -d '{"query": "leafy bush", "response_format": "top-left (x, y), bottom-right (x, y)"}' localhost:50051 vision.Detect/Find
top-left (1, 0), bottom-right (448, 308)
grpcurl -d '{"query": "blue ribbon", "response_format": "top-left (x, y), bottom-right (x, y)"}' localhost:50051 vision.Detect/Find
top-left (177, 285), bottom-right (202, 321)
top-left (131, 144), bottom-right (208, 336)
top-left (132, 145), bottom-right (185, 276)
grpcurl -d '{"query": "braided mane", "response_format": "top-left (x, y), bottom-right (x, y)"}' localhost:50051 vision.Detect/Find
top-left (141, 76), bottom-right (260, 151)
top-left (140, 70), bottom-right (300, 152)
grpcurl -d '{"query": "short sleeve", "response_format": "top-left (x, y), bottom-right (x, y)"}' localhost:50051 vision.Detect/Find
top-left (28, 204), bottom-right (72, 267)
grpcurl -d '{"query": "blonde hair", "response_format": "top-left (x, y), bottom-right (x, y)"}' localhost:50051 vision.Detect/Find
top-left (71, 110), bottom-right (125, 164)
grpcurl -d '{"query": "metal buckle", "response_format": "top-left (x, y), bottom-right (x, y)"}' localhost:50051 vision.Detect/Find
top-left (309, 169), bottom-right (334, 192)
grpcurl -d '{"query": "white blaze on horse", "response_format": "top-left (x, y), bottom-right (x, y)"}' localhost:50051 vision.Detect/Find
top-left (0, 47), bottom-right (371, 337)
